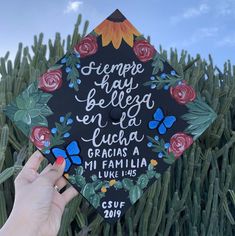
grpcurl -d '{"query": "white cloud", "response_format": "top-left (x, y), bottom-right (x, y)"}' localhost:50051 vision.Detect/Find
top-left (169, 27), bottom-right (218, 48)
top-left (64, 1), bottom-right (83, 14)
top-left (171, 3), bottom-right (210, 24)
top-left (216, 34), bottom-right (235, 47)
top-left (184, 27), bottom-right (218, 46)
top-left (215, 0), bottom-right (235, 16)
top-left (183, 4), bottom-right (209, 18)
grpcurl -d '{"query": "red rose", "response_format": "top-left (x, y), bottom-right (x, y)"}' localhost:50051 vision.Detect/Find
top-left (168, 132), bottom-right (193, 158)
top-left (133, 39), bottom-right (156, 62)
top-left (170, 81), bottom-right (196, 104)
top-left (38, 69), bottom-right (63, 92)
top-left (30, 126), bottom-right (51, 150)
top-left (74, 35), bottom-right (98, 58)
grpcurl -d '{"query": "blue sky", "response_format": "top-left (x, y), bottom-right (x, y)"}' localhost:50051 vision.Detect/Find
top-left (0, 0), bottom-right (235, 69)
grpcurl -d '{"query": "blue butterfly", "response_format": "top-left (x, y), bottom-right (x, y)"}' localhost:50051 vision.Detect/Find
top-left (148, 107), bottom-right (176, 135)
top-left (51, 140), bottom-right (82, 172)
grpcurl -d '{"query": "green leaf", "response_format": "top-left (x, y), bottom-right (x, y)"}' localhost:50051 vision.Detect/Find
top-left (135, 35), bottom-right (146, 40)
top-left (29, 109), bottom-right (40, 118)
top-left (82, 183), bottom-right (95, 199)
top-left (90, 30), bottom-right (98, 37)
top-left (182, 97), bottom-right (217, 140)
top-left (40, 106), bottom-right (53, 116)
top-left (137, 174), bottom-right (149, 189)
top-left (155, 173), bottom-right (161, 179)
top-left (94, 181), bottom-right (103, 191)
top-left (73, 68), bottom-right (79, 77)
top-left (68, 176), bottom-right (76, 184)
top-left (163, 157), bottom-right (175, 165)
top-left (152, 146), bottom-right (163, 152)
top-left (75, 175), bottom-right (86, 188)
top-left (67, 72), bottom-right (73, 81)
top-left (74, 83), bottom-right (79, 91)
top-left (89, 194), bottom-right (101, 208)
top-left (160, 139), bottom-right (165, 147)
top-left (15, 120), bottom-right (30, 136)
top-left (60, 126), bottom-right (71, 133)
top-left (148, 163), bottom-right (154, 170)
top-left (147, 170), bottom-right (156, 179)
top-left (52, 139), bottom-right (64, 146)
top-left (147, 135), bottom-right (157, 144)
top-left (169, 152), bottom-right (175, 160)
top-left (55, 122), bottom-right (64, 131)
top-left (91, 175), bottom-right (97, 181)
top-left (152, 54), bottom-right (165, 75)
top-left (114, 181), bottom-right (123, 189)
top-left (122, 178), bottom-right (134, 190)
top-left (30, 93), bottom-right (41, 103)
top-left (23, 112), bottom-right (31, 125)
top-left (27, 99), bottom-right (37, 109)
top-left (76, 166), bottom-right (84, 175)
top-left (16, 96), bottom-right (26, 109)
top-left (159, 61), bottom-right (164, 71)
top-left (14, 110), bottom-right (27, 121)
top-left (22, 90), bottom-right (30, 101)
top-left (27, 81), bottom-right (38, 94)
top-left (31, 115), bottom-right (48, 127)
top-left (153, 65), bottom-right (160, 75)
top-left (39, 93), bottom-right (53, 104)
top-left (98, 192), bottom-right (105, 198)
top-left (14, 110), bottom-right (31, 124)
top-left (66, 57), bottom-right (73, 67)
top-left (48, 64), bottom-right (63, 71)
top-left (129, 185), bottom-right (143, 204)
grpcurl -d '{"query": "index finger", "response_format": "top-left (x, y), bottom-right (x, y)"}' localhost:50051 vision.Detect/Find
top-left (23, 150), bottom-right (45, 172)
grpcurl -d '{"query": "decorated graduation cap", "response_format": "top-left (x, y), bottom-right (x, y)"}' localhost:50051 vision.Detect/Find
top-left (3, 9), bottom-right (217, 224)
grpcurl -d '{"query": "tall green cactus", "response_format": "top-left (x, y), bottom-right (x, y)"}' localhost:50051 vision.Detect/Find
top-left (0, 14), bottom-right (234, 235)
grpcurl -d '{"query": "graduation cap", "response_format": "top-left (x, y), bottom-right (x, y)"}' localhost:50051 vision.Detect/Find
top-left (3, 9), bottom-right (217, 224)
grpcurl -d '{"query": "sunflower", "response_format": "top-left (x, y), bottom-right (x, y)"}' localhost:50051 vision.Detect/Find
top-left (94, 9), bottom-right (141, 49)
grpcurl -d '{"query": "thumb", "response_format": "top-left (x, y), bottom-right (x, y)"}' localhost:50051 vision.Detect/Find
top-left (39, 157), bottom-right (66, 185)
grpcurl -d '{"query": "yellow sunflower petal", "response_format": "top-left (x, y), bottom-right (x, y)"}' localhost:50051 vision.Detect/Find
top-left (112, 23), bottom-right (123, 49)
top-left (94, 20), bottom-right (106, 35)
top-left (120, 22), bottom-right (134, 47)
top-left (124, 19), bottom-right (141, 36)
top-left (94, 20), bottom-right (113, 47)
top-left (94, 22), bottom-right (105, 35)
top-left (103, 20), bottom-right (114, 47)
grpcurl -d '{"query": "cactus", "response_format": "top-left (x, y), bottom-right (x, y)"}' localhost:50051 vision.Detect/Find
top-left (0, 14), bottom-right (234, 235)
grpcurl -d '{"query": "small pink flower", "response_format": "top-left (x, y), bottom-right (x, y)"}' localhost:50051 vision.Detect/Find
top-left (170, 80), bottom-right (196, 104)
top-left (133, 39), bottom-right (156, 62)
top-left (168, 132), bottom-right (193, 158)
top-left (38, 69), bottom-right (63, 92)
top-left (30, 126), bottom-right (51, 150)
top-left (74, 35), bottom-right (98, 58)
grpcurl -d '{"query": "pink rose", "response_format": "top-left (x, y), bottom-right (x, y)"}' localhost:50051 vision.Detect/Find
top-left (168, 132), bottom-right (193, 158)
top-left (170, 81), bottom-right (196, 104)
top-left (38, 69), bottom-right (63, 92)
top-left (30, 126), bottom-right (51, 150)
top-left (133, 39), bottom-right (156, 62)
top-left (74, 35), bottom-right (98, 58)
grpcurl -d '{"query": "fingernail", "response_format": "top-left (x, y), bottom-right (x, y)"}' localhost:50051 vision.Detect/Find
top-left (55, 156), bottom-right (64, 166)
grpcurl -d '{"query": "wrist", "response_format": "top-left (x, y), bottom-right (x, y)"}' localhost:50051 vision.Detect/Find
top-left (0, 210), bottom-right (38, 236)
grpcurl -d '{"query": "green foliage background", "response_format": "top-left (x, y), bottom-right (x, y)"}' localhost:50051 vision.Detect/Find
top-left (0, 15), bottom-right (234, 235)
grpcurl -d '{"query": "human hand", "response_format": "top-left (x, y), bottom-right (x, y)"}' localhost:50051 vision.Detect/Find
top-left (0, 150), bottom-right (78, 236)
